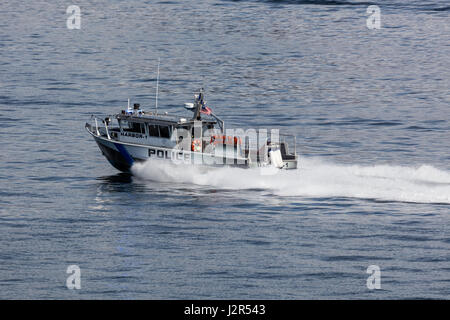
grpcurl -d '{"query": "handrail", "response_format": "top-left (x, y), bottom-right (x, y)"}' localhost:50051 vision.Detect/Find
top-left (104, 120), bottom-right (111, 140)
top-left (94, 117), bottom-right (100, 135)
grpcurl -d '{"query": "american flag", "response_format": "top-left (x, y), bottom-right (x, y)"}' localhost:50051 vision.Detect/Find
top-left (201, 105), bottom-right (212, 115)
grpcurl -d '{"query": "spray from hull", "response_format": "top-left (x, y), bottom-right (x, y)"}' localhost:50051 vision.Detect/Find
top-left (131, 157), bottom-right (450, 204)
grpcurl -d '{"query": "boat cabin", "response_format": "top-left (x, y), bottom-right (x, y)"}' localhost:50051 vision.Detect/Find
top-left (105, 101), bottom-right (228, 156)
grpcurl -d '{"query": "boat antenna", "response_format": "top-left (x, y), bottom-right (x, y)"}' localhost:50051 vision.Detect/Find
top-left (127, 98), bottom-right (130, 110)
top-left (155, 57), bottom-right (160, 114)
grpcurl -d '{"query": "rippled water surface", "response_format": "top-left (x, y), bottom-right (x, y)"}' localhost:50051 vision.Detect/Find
top-left (0, 0), bottom-right (449, 299)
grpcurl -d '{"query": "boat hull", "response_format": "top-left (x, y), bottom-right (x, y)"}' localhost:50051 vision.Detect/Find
top-left (86, 124), bottom-right (297, 172)
top-left (89, 130), bottom-right (251, 173)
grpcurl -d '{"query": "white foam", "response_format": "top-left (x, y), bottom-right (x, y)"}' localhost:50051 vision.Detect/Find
top-left (131, 157), bottom-right (450, 204)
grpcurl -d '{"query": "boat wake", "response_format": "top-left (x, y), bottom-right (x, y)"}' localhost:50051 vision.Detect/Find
top-left (131, 158), bottom-right (450, 204)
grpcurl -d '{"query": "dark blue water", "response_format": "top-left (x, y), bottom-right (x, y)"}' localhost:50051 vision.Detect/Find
top-left (0, 0), bottom-right (449, 299)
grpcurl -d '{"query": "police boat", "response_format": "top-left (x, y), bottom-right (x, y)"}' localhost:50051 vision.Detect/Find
top-left (85, 89), bottom-right (298, 172)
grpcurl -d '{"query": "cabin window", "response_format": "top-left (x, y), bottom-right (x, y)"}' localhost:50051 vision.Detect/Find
top-left (120, 121), bottom-right (145, 134)
top-left (120, 120), bottom-right (128, 131)
top-left (159, 126), bottom-right (171, 138)
top-left (128, 122), bottom-right (145, 134)
top-left (148, 124), bottom-right (159, 137)
top-left (147, 124), bottom-right (172, 138)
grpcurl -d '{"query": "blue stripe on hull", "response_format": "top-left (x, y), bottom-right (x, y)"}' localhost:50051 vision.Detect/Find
top-left (95, 141), bottom-right (132, 172)
top-left (114, 143), bottom-right (134, 166)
